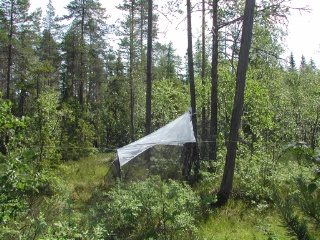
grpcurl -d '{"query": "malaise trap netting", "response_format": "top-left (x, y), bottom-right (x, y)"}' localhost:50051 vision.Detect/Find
top-left (105, 110), bottom-right (196, 184)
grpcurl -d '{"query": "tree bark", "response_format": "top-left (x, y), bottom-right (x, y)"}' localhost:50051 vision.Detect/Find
top-left (187, 0), bottom-right (199, 177)
top-left (200, 0), bottom-right (207, 159)
top-left (140, 1), bottom-right (145, 66)
top-left (79, 0), bottom-right (85, 109)
top-left (145, 0), bottom-right (152, 137)
top-left (129, 0), bottom-right (135, 142)
top-left (145, 0), bottom-right (153, 166)
top-left (216, 0), bottom-right (255, 206)
top-left (6, 1), bottom-right (14, 100)
top-left (209, 0), bottom-right (218, 168)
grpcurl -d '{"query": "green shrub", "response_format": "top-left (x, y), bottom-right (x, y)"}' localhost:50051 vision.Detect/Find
top-left (59, 101), bottom-right (97, 160)
top-left (273, 189), bottom-right (316, 240)
top-left (293, 172), bottom-right (320, 224)
top-left (0, 97), bottom-right (48, 226)
top-left (26, 89), bottom-right (62, 168)
top-left (272, 168), bottom-right (320, 240)
top-left (233, 147), bottom-right (276, 201)
top-left (96, 176), bottom-right (200, 239)
top-left (0, 152), bottom-right (44, 224)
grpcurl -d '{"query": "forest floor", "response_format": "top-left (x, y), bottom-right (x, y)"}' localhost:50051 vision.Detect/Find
top-left (45, 153), bottom-right (294, 239)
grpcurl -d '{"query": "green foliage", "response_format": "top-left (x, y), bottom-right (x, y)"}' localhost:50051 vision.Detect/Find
top-left (152, 78), bottom-right (189, 128)
top-left (293, 173), bottom-right (320, 224)
top-left (217, 63), bottom-right (236, 143)
top-left (0, 97), bottom-right (49, 229)
top-left (26, 89), bottom-right (62, 167)
top-left (282, 142), bottom-right (315, 164)
top-left (0, 153), bottom-right (111, 239)
top-left (96, 176), bottom-right (200, 239)
top-left (232, 141), bottom-right (317, 204)
top-left (198, 199), bottom-right (288, 240)
top-left (243, 76), bottom-right (274, 143)
top-left (195, 76), bottom-right (211, 110)
top-left (234, 148), bottom-right (276, 201)
top-left (102, 76), bottom-right (131, 147)
top-left (59, 101), bottom-right (97, 160)
top-left (153, 42), bottom-right (182, 80)
top-left (271, 144), bottom-right (320, 240)
top-left (0, 98), bottom-right (26, 156)
top-left (276, 60), bottom-right (320, 149)
top-left (0, 152), bottom-right (45, 224)
top-left (132, 77), bottom-right (189, 140)
top-left (273, 189), bottom-right (316, 240)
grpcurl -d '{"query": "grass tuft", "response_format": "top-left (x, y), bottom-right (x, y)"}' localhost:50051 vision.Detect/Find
top-left (54, 153), bottom-right (113, 202)
top-left (198, 199), bottom-right (289, 240)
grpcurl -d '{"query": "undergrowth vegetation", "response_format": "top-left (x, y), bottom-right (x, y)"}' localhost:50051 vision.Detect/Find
top-left (94, 176), bottom-right (200, 239)
top-left (0, 153), bottom-right (111, 239)
top-left (1, 151), bottom-right (319, 239)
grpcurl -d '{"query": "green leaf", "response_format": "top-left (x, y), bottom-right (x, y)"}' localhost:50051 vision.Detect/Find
top-left (16, 182), bottom-right (25, 190)
top-left (307, 183), bottom-right (317, 194)
top-left (22, 150), bottom-right (37, 161)
top-left (4, 123), bottom-right (13, 128)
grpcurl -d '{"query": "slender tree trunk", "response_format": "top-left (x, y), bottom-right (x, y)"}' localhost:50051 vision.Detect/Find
top-left (37, 74), bottom-right (40, 99)
top-left (201, 0), bottom-right (207, 159)
top-left (71, 51), bottom-right (75, 98)
top-left (187, 0), bottom-right (199, 177)
top-left (145, 0), bottom-right (153, 167)
top-left (6, 2), bottom-right (14, 100)
top-left (140, 2), bottom-right (144, 66)
top-left (129, 0), bottom-right (135, 142)
top-left (79, 0), bottom-right (85, 109)
top-left (209, 0), bottom-right (218, 168)
top-left (47, 32), bottom-right (52, 87)
top-left (145, 0), bottom-right (152, 137)
top-left (6, 44), bottom-right (12, 100)
top-left (216, 0), bottom-right (255, 206)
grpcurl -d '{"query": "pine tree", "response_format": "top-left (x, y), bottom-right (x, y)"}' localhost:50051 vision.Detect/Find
top-left (290, 52), bottom-right (296, 70)
top-left (300, 55), bottom-right (306, 70)
top-left (153, 42), bottom-right (180, 80)
top-left (62, 0), bottom-right (109, 108)
top-left (217, 0), bottom-right (255, 206)
top-left (145, 1), bottom-right (153, 117)
top-left (0, 0), bottom-right (41, 105)
top-left (116, 0), bottom-right (158, 141)
top-left (33, 0), bottom-right (62, 96)
top-left (209, 0), bottom-right (218, 166)
top-left (186, 0), bottom-right (199, 178)
top-left (117, 0), bottom-right (137, 141)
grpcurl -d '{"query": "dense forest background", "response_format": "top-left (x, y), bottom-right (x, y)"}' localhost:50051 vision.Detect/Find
top-left (0, 0), bottom-right (320, 239)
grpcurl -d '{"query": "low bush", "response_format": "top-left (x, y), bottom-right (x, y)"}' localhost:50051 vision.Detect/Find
top-left (94, 176), bottom-right (200, 239)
